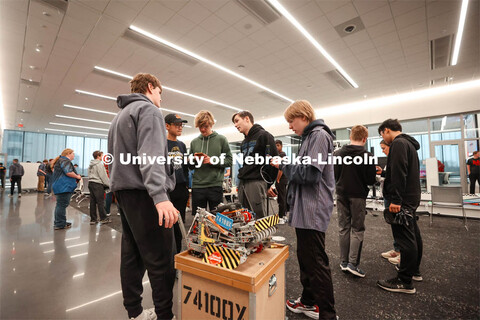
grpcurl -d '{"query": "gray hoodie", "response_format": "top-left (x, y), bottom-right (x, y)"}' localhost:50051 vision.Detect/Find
top-left (108, 93), bottom-right (175, 204)
top-left (88, 159), bottom-right (110, 187)
top-left (9, 162), bottom-right (24, 177)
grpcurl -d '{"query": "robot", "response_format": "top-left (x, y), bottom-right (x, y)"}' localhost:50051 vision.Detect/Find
top-left (177, 202), bottom-right (279, 269)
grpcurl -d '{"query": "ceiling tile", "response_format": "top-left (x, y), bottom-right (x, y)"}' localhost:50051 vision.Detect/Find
top-left (361, 4), bottom-right (392, 27)
top-left (178, 1), bottom-right (212, 24)
top-left (353, 0), bottom-right (388, 16)
top-left (326, 3), bottom-right (359, 26)
top-left (394, 6), bottom-right (426, 30)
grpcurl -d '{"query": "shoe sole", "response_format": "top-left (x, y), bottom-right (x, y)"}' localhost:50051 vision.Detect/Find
top-left (340, 264), bottom-right (348, 272)
top-left (389, 259), bottom-right (400, 265)
top-left (377, 282), bottom-right (416, 294)
top-left (347, 267), bottom-right (365, 278)
top-left (412, 276), bottom-right (423, 282)
top-left (286, 305), bottom-right (318, 319)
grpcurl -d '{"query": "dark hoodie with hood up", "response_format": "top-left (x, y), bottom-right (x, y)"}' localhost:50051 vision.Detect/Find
top-left (238, 124), bottom-right (278, 182)
top-left (384, 133), bottom-right (421, 208)
top-left (334, 145), bottom-right (376, 198)
top-left (108, 93), bottom-right (175, 205)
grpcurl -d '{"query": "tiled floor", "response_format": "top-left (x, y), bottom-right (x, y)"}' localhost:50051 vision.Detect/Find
top-left (0, 191), bottom-right (155, 319)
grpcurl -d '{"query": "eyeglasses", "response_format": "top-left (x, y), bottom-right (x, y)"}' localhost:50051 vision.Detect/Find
top-left (171, 123), bottom-right (185, 128)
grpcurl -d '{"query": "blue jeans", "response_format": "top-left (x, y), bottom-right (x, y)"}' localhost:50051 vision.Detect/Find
top-left (105, 192), bottom-right (113, 214)
top-left (54, 192), bottom-right (73, 228)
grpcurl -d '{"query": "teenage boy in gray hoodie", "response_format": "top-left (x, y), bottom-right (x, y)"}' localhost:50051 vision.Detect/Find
top-left (108, 73), bottom-right (178, 320)
top-left (87, 150), bottom-right (110, 225)
top-left (9, 159), bottom-right (24, 197)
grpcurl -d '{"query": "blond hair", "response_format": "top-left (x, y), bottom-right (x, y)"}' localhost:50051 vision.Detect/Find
top-left (350, 125), bottom-right (368, 142)
top-left (52, 148), bottom-right (74, 168)
top-left (195, 110), bottom-right (215, 128)
top-left (284, 100), bottom-right (315, 123)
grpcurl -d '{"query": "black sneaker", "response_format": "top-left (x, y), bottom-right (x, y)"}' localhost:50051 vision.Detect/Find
top-left (346, 263), bottom-right (365, 277)
top-left (377, 277), bottom-right (416, 294)
top-left (54, 223), bottom-right (72, 230)
top-left (100, 218), bottom-right (111, 225)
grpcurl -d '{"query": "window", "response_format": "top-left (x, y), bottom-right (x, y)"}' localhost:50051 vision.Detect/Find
top-left (83, 138), bottom-right (101, 176)
top-left (464, 113), bottom-right (479, 139)
top-left (1, 130), bottom-right (24, 174)
top-left (66, 136), bottom-right (84, 175)
top-left (46, 134), bottom-right (66, 159)
top-left (23, 132), bottom-right (46, 162)
top-left (430, 115), bottom-right (462, 141)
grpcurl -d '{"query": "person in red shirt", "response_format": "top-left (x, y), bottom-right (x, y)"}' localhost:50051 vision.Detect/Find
top-left (467, 151), bottom-right (480, 194)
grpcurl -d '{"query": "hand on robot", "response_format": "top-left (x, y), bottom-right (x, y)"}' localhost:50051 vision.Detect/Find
top-left (155, 200), bottom-right (179, 228)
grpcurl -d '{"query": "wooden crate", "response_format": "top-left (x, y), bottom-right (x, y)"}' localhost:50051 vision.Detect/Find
top-left (175, 245), bottom-right (289, 320)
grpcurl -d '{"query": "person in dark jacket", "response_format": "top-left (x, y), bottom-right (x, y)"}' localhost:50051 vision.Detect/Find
top-left (9, 159), bottom-right (24, 198)
top-left (0, 162), bottom-right (7, 190)
top-left (377, 119), bottom-right (423, 294)
top-left (165, 113), bottom-right (189, 254)
top-left (272, 100), bottom-right (336, 320)
top-left (334, 125), bottom-right (376, 278)
top-left (44, 159), bottom-right (54, 197)
top-left (109, 73), bottom-right (178, 320)
top-left (232, 111), bottom-right (278, 218)
top-left (51, 149), bottom-right (82, 229)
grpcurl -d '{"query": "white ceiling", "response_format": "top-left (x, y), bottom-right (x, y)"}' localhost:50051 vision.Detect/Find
top-left (1, 0), bottom-right (479, 140)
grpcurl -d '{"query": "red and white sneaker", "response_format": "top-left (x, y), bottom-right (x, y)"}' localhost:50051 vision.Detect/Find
top-left (286, 297), bottom-right (319, 319)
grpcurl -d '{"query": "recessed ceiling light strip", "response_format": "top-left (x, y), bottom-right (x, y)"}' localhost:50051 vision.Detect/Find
top-left (75, 89), bottom-right (116, 101)
top-left (128, 26), bottom-right (294, 102)
top-left (49, 122), bottom-right (109, 131)
top-left (64, 104), bottom-right (117, 115)
top-left (55, 114), bottom-right (111, 125)
top-left (93, 66), bottom-right (242, 111)
top-left (266, 0), bottom-right (359, 88)
top-left (45, 128), bottom-right (108, 137)
top-left (451, 0), bottom-right (469, 66)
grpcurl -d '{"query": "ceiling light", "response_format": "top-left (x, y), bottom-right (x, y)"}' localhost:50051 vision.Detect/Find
top-left (93, 66), bottom-right (242, 112)
top-left (266, 0), bottom-right (359, 88)
top-left (128, 26), bottom-right (293, 103)
top-left (25, 98), bottom-right (28, 100)
top-left (45, 128), bottom-right (107, 137)
top-left (35, 48), bottom-right (41, 52)
top-left (64, 104), bottom-right (117, 115)
top-left (49, 122), bottom-right (109, 131)
top-left (55, 114), bottom-right (111, 125)
top-left (451, 0), bottom-right (469, 65)
top-left (29, 65), bottom-right (35, 69)
top-left (75, 89), bottom-right (116, 101)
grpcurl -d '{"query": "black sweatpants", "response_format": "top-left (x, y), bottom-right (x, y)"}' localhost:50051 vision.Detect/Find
top-left (191, 186), bottom-right (223, 216)
top-left (10, 175), bottom-right (22, 195)
top-left (391, 206), bottom-right (423, 284)
top-left (469, 173), bottom-right (479, 194)
top-left (276, 178), bottom-right (288, 218)
top-left (296, 228), bottom-right (336, 320)
top-left (169, 183), bottom-right (189, 254)
top-left (116, 190), bottom-right (175, 320)
top-left (88, 182), bottom-right (107, 221)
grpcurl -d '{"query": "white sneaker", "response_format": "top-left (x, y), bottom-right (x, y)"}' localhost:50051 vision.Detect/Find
top-left (131, 308), bottom-right (156, 320)
top-left (8, 194), bottom-right (13, 198)
top-left (381, 250), bottom-right (400, 259)
top-left (388, 255), bottom-right (401, 265)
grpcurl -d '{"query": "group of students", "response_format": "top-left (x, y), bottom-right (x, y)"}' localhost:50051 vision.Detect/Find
top-left (34, 72), bottom-right (424, 320)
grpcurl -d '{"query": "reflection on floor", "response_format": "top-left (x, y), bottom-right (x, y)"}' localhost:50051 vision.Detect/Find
top-left (1, 191), bottom-right (479, 319)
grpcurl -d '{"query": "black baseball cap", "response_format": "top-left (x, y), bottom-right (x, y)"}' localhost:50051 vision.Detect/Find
top-left (165, 113), bottom-right (188, 124)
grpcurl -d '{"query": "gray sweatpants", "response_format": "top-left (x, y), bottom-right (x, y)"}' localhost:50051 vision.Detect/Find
top-left (337, 196), bottom-right (367, 266)
top-left (238, 180), bottom-right (268, 218)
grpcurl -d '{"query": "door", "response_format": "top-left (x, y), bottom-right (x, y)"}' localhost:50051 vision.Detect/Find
top-left (431, 141), bottom-right (467, 192)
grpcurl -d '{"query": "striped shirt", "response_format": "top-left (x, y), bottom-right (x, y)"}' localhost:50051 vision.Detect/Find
top-left (280, 123), bottom-right (335, 232)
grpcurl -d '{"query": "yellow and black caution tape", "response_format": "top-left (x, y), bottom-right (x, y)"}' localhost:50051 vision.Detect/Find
top-left (203, 244), bottom-right (241, 269)
top-left (255, 214), bottom-right (279, 231)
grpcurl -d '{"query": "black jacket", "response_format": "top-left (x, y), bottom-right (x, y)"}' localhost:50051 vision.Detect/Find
top-left (334, 145), bottom-right (376, 198)
top-left (238, 124), bottom-right (278, 182)
top-left (384, 134), bottom-right (421, 208)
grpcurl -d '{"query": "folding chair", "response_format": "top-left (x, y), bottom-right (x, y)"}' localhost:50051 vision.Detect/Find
top-left (71, 178), bottom-right (83, 201)
top-left (430, 186), bottom-right (468, 230)
top-left (76, 177), bottom-right (90, 207)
